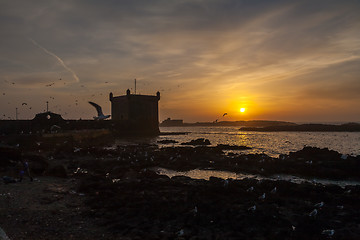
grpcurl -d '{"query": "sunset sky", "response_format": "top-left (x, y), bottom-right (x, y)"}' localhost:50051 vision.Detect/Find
top-left (1, 0), bottom-right (359, 123)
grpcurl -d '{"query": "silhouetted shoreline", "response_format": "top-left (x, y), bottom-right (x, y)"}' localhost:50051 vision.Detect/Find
top-left (240, 122), bottom-right (360, 132)
top-left (160, 120), bottom-right (360, 132)
top-left (160, 120), bottom-right (296, 127)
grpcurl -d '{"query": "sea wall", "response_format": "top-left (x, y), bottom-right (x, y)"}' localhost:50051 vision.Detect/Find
top-left (0, 119), bottom-right (159, 136)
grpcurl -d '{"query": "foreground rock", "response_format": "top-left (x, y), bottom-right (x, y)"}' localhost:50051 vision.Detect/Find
top-left (77, 171), bottom-right (360, 239)
top-left (0, 134), bottom-right (360, 239)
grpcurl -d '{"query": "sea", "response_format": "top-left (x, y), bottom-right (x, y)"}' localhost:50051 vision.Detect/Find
top-left (156, 126), bottom-right (360, 157)
top-left (115, 126), bottom-right (360, 186)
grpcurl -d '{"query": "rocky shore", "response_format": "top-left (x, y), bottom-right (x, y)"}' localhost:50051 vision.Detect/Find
top-left (1, 135), bottom-right (360, 239)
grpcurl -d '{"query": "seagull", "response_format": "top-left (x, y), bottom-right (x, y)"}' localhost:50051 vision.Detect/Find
top-left (308, 209), bottom-right (317, 217)
top-left (314, 202), bottom-right (324, 208)
top-left (88, 101), bottom-right (111, 120)
top-left (50, 125), bottom-right (61, 133)
top-left (259, 193), bottom-right (266, 200)
top-left (74, 147), bottom-right (81, 153)
top-left (322, 229), bottom-right (335, 237)
top-left (223, 113), bottom-right (227, 117)
top-left (191, 206), bottom-right (198, 216)
top-left (248, 205), bottom-right (256, 212)
top-left (246, 186), bottom-right (254, 192)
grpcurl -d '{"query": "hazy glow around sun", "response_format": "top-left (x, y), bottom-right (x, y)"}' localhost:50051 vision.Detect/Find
top-left (240, 108), bottom-right (246, 113)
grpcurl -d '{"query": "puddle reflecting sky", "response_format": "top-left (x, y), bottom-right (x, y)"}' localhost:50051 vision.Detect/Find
top-left (154, 167), bottom-right (360, 187)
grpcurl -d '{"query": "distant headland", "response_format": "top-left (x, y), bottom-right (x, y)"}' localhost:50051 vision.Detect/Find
top-left (160, 118), bottom-right (360, 131)
top-left (160, 118), bottom-right (296, 127)
top-left (239, 122), bottom-right (360, 132)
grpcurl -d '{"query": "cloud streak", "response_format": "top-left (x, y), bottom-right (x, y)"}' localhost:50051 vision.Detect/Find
top-left (29, 38), bottom-right (80, 83)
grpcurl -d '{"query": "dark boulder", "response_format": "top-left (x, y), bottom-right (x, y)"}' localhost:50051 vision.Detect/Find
top-left (23, 154), bottom-right (49, 175)
top-left (157, 140), bottom-right (178, 144)
top-left (45, 165), bottom-right (68, 178)
top-left (0, 144), bottom-right (21, 167)
top-left (215, 144), bottom-right (251, 150)
top-left (181, 138), bottom-right (211, 146)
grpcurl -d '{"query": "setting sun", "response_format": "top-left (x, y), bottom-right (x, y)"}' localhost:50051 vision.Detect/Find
top-left (240, 108), bottom-right (246, 113)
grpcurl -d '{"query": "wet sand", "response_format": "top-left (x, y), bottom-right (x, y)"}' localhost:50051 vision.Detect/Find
top-left (1, 135), bottom-right (359, 239)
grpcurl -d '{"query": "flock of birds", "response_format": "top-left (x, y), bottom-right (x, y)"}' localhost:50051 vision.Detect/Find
top-left (1, 78), bottom-right (112, 120)
top-left (243, 182), bottom-right (340, 237)
top-left (245, 184), bottom-right (337, 236)
top-left (213, 112), bottom-right (228, 123)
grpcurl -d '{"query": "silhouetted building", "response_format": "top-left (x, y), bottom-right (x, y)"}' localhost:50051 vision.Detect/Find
top-left (0, 90), bottom-right (161, 136)
top-left (32, 111), bottom-right (65, 124)
top-left (160, 118), bottom-right (183, 127)
top-left (109, 89), bottom-right (160, 134)
top-left (30, 111), bottom-right (65, 132)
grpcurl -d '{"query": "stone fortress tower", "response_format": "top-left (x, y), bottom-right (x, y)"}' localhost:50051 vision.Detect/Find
top-left (109, 89), bottom-right (160, 134)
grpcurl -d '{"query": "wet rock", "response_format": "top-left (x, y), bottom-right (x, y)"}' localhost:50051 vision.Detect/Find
top-left (181, 138), bottom-right (211, 146)
top-left (157, 140), bottom-right (178, 144)
top-left (0, 144), bottom-right (21, 168)
top-left (171, 175), bottom-right (193, 183)
top-left (122, 170), bottom-right (140, 181)
top-left (39, 195), bottom-right (64, 204)
top-left (45, 165), bottom-right (68, 178)
top-left (215, 144), bottom-right (252, 150)
top-left (2, 176), bottom-right (17, 184)
top-left (289, 146), bottom-right (341, 161)
top-left (23, 154), bottom-right (49, 175)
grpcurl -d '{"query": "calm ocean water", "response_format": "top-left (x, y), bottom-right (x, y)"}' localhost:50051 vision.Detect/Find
top-left (157, 126), bottom-right (360, 157)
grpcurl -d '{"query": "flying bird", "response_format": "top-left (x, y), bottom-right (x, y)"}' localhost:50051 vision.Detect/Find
top-left (223, 113), bottom-right (227, 117)
top-left (88, 101), bottom-right (111, 120)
